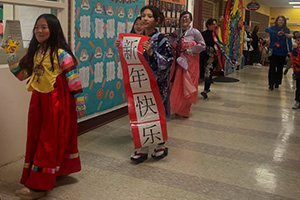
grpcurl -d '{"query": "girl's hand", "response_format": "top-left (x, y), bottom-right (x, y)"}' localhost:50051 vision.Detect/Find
top-left (278, 31), bottom-right (284, 36)
top-left (8, 46), bottom-right (17, 53)
top-left (77, 109), bottom-right (86, 118)
top-left (142, 41), bottom-right (153, 56)
top-left (285, 33), bottom-right (293, 38)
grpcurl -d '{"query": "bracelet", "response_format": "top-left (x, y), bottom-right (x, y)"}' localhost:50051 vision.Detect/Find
top-left (76, 104), bottom-right (86, 111)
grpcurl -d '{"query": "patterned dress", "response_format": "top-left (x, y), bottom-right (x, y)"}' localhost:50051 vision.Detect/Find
top-left (143, 30), bottom-right (174, 118)
top-left (7, 48), bottom-right (84, 190)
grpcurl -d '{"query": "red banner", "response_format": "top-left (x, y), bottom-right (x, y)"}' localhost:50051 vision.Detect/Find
top-left (118, 33), bottom-right (168, 149)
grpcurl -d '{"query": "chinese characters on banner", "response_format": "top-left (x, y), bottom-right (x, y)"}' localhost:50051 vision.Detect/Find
top-left (118, 33), bottom-right (168, 148)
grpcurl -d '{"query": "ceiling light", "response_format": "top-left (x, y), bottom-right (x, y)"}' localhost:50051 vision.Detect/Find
top-left (289, 2), bottom-right (300, 4)
top-left (293, 5), bottom-right (300, 7)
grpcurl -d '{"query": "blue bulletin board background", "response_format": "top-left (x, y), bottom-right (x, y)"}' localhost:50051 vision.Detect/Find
top-left (73, 0), bottom-right (143, 120)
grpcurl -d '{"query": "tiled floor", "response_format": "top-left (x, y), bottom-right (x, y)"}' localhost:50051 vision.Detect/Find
top-left (1, 65), bottom-right (300, 200)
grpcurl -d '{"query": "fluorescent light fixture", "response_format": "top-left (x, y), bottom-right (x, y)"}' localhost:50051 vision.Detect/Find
top-left (293, 5), bottom-right (300, 7)
top-left (289, 2), bottom-right (300, 4)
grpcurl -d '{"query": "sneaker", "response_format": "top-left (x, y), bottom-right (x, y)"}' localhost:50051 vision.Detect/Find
top-left (256, 63), bottom-right (262, 66)
top-left (200, 91), bottom-right (208, 99)
top-left (269, 85), bottom-right (274, 90)
top-left (292, 102), bottom-right (300, 109)
top-left (15, 187), bottom-right (46, 200)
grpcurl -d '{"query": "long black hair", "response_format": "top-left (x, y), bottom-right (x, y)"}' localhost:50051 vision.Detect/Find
top-left (252, 25), bottom-right (259, 35)
top-left (130, 16), bottom-right (142, 34)
top-left (20, 14), bottom-right (77, 72)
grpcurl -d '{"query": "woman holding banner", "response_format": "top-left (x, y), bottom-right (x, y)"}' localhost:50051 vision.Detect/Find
top-left (129, 5), bottom-right (173, 163)
top-left (169, 11), bottom-right (206, 117)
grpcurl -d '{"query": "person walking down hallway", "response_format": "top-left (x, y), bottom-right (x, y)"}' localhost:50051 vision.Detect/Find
top-left (242, 25), bottom-right (253, 67)
top-left (169, 11), bottom-right (206, 117)
top-left (5, 14), bottom-right (86, 199)
top-left (290, 34), bottom-right (300, 109)
top-left (130, 6), bottom-right (173, 163)
top-left (265, 15), bottom-right (292, 90)
top-left (199, 18), bottom-right (217, 98)
top-left (284, 31), bottom-right (300, 76)
top-left (250, 26), bottom-right (261, 66)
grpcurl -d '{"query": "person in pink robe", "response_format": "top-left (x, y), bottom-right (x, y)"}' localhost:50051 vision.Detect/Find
top-left (169, 11), bottom-right (206, 118)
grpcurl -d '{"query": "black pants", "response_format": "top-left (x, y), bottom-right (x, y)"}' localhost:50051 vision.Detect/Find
top-left (204, 67), bottom-right (214, 91)
top-left (251, 48), bottom-right (260, 64)
top-left (296, 78), bottom-right (300, 102)
top-left (268, 55), bottom-right (286, 86)
top-left (199, 51), bottom-right (207, 79)
top-left (242, 50), bottom-right (249, 66)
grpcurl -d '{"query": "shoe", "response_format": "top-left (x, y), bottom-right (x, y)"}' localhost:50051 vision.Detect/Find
top-left (15, 187), bottom-right (46, 200)
top-left (292, 102), bottom-right (300, 109)
top-left (175, 113), bottom-right (189, 118)
top-left (269, 85), bottom-right (274, 90)
top-left (130, 149), bottom-right (148, 163)
top-left (284, 69), bottom-right (288, 75)
top-left (256, 63), bottom-right (262, 66)
top-left (275, 84), bottom-right (279, 88)
top-left (200, 91), bottom-right (208, 99)
top-left (151, 147), bottom-right (168, 159)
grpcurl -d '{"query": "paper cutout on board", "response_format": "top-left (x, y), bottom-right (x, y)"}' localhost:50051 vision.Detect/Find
top-left (95, 46), bottom-right (103, 59)
top-left (81, 0), bottom-right (90, 10)
top-left (94, 62), bottom-right (104, 84)
top-left (95, 2), bottom-right (103, 14)
top-left (107, 5), bottom-right (114, 16)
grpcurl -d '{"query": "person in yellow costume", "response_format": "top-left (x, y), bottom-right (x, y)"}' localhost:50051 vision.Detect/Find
top-left (5, 14), bottom-right (86, 200)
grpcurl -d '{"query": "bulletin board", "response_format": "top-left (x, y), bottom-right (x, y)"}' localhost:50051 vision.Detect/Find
top-left (73, 0), bottom-right (144, 121)
top-left (147, 0), bottom-right (186, 34)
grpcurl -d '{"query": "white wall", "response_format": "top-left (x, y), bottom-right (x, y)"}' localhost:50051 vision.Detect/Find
top-left (0, 65), bottom-right (30, 166)
top-left (18, 6), bottom-right (51, 47)
top-left (187, 0), bottom-right (194, 16)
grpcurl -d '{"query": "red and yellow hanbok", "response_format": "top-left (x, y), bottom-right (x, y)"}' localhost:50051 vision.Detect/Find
top-left (7, 48), bottom-right (84, 190)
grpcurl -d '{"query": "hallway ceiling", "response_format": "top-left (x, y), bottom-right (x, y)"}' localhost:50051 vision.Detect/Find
top-left (258, 0), bottom-right (299, 8)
